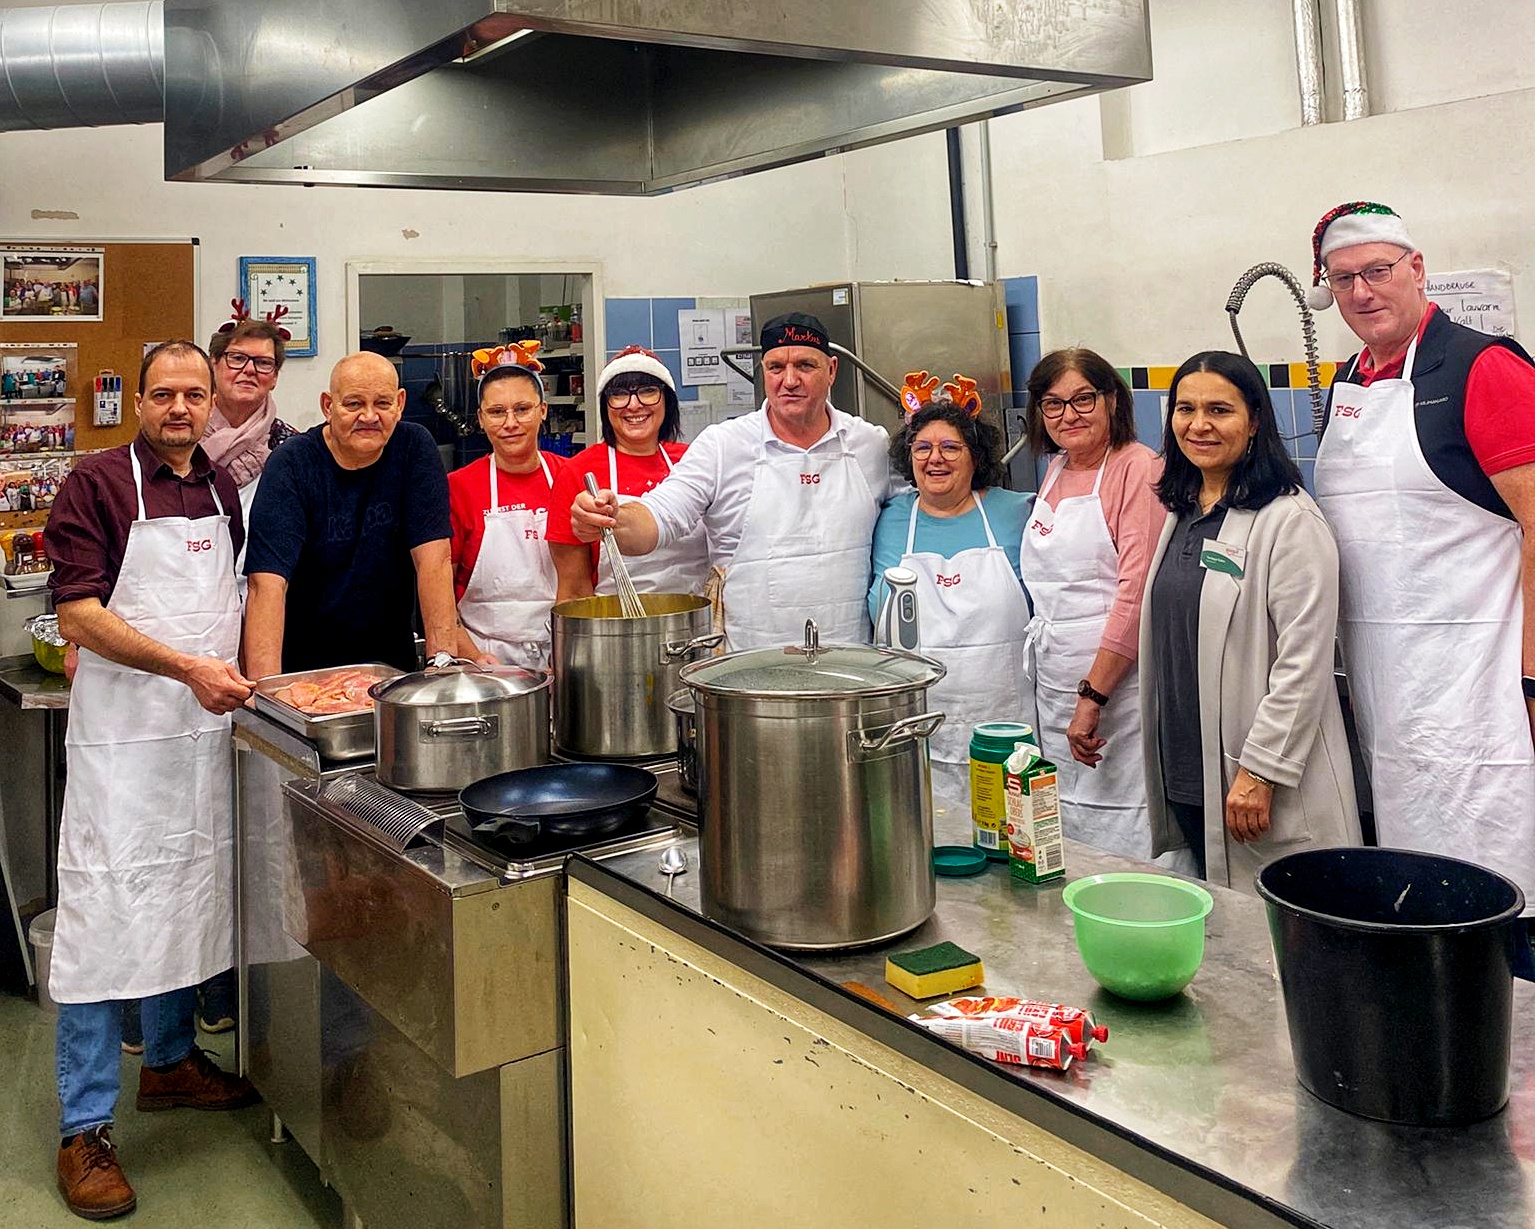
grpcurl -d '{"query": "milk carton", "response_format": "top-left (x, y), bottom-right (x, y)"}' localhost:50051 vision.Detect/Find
top-left (1005, 741), bottom-right (1063, 884)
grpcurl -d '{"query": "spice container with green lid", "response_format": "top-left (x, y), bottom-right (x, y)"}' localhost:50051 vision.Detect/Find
top-left (968, 721), bottom-right (1037, 860)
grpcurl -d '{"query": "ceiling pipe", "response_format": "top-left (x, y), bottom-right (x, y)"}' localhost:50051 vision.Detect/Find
top-left (1291, 0), bottom-right (1324, 126)
top-left (1335, 0), bottom-right (1370, 120)
top-left (945, 127), bottom-right (970, 282)
top-left (0, 2), bottom-right (165, 131)
top-left (976, 119), bottom-right (998, 284)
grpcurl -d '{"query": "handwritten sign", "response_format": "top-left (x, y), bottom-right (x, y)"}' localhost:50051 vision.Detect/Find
top-left (1426, 268), bottom-right (1518, 338)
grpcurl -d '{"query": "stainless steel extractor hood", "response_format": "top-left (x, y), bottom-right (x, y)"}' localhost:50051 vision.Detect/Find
top-left (163, 0), bottom-right (1151, 195)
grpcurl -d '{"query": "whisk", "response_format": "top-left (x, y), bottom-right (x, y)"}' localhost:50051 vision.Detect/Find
top-left (583, 472), bottom-right (647, 618)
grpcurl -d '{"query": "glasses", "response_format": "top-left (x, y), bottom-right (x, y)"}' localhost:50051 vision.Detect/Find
top-left (481, 404), bottom-right (543, 425)
top-left (1322, 250), bottom-right (1411, 295)
top-left (605, 386), bottom-right (664, 410)
top-left (910, 440), bottom-right (968, 461)
top-left (1038, 389), bottom-right (1101, 419)
top-left (220, 351), bottom-right (277, 375)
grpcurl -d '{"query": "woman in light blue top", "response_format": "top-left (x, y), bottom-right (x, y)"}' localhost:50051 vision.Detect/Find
top-left (867, 372), bottom-right (1034, 765)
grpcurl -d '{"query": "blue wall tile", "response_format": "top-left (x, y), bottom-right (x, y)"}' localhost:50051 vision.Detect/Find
top-left (1002, 276), bottom-right (1040, 333)
top-left (1009, 332), bottom-right (1042, 385)
top-left (1133, 389), bottom-right (1166, 448)
top-left (653, 348), bottom-right (685, 394)
top-left (605, 298), bottom-right (653, 349)
top-left (650, 298), bottom-right (697, 351)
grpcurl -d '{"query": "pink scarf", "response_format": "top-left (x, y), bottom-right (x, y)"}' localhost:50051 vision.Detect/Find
top-left (202, 394), bottom-right (277, 488)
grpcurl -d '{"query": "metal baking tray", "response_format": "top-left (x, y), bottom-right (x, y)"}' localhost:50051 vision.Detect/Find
top-left (252, 663), bottom-right (403, 762)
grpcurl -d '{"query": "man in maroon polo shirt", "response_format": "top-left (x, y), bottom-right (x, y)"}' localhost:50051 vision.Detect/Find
top-left (43, 340), bottom-right (258, 1221)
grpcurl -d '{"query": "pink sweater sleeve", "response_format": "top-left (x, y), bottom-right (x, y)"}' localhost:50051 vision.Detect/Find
top-left (1100, 445), bottom-right (1167, 660)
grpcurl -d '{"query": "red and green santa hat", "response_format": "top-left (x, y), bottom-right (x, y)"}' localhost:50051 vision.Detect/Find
top-left (1306, 201), bottom-right (1415, 311)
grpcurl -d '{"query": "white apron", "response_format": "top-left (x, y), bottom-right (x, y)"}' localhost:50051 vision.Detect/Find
top-left (458, 454), bottom-right (557, 672)
top-left (597, 445), bottom-right (709, 597)
top-left (900, 493), bottom-right (1033, 763)
top-left (724, 423), bottom-right (880, 651)
top-left (51, 446), bottom-right (243, 1002)
top-left (1019, 454), bottom-right (1157, 860)
top-left (1315, 336), bottom-right (1535, 903)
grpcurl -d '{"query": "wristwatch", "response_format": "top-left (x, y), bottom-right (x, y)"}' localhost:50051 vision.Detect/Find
top-left (1523, 676), bottom-right (1535, 700)
top-left (1076, 678), bottom-right (1110, 706)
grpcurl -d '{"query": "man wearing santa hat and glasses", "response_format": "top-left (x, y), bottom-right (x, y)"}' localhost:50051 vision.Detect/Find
top-left (1308, 200), bottom-right (1535, 924)
top-left (569, 312), bottom-right (894, 650)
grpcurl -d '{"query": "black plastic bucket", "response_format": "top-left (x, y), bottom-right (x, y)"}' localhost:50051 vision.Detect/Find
top-left (1255, 847), bottom-right (1525, 1126)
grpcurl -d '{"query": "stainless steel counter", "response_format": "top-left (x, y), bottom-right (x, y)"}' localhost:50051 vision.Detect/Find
top-left (0, 653), bottom-right (69, 710)
top-left (573, 767), bottom-right (1535, 1229)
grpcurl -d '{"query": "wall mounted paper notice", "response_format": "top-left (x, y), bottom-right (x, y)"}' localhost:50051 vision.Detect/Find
top-left (1427, 269), bottom-right (1517, 338)
top-left (680, 310), bottom-right (727, 386)
top-left (677, 400), bottom-right (712, 443)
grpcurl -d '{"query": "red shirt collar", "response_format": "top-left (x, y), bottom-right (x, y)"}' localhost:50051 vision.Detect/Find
top-left (1356, 303), bottom-right (1436, 384)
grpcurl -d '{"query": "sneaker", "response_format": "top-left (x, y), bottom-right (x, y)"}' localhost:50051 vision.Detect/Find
top-left (57, 1125), bottom-right (136, 1220)
top-left (135, 1047), bottom-right (260, 1113)
top-left (197, 971), bottom-right (237, 1034)
top-left (120, 1040), bottom-right (145, 1056)
top-left (197, 1013), bottom-right (235, 1035)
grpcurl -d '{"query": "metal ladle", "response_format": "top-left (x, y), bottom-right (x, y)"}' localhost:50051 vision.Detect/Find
top-left (659, 845), bottom-right (688, 896)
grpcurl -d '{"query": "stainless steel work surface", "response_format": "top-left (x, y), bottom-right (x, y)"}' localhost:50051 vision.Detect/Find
top-left (578, 807), bottom-right (1535, 1229)
top-left (0, 653), bottom-right (69, 710)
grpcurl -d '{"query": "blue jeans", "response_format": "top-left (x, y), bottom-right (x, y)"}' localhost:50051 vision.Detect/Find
top-left (56, 988), bottom-right (196, 1137)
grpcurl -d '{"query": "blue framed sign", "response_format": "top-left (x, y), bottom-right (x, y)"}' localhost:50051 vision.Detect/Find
top-left (238, 256), bottom-right (317, 357)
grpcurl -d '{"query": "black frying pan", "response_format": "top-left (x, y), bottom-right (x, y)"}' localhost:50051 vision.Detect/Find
top-left (458, 763), bottom-right (658, 851)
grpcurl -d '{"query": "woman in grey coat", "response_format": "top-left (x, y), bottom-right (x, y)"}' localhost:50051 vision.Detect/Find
top-left (1140, 351), bottom-right (1360, 894)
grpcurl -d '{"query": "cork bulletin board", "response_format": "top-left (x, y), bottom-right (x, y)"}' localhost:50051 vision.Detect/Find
top-left (0, 239), bottom-right (196, 532)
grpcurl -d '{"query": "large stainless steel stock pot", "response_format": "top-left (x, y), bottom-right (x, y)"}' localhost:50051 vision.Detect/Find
top-left (552, 594), bottom-right (722, 758)
top-left (680, 621), bottom-right (945, 950)
top-left (371, 659), bottom-right (550, 792)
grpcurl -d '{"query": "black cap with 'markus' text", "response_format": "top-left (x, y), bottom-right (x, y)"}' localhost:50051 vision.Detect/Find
top-left (760, 312), bottom-right (832, 355)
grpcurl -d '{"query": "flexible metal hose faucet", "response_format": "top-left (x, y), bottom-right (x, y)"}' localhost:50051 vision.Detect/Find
top-left (1225, 262), bottom-right (1326, 438)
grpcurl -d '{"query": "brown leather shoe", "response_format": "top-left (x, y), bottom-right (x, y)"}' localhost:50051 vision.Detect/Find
top-left (57, 1126), bottom-right (136, 1220)
top-left (135, 1046), bottom-right (261, 1112)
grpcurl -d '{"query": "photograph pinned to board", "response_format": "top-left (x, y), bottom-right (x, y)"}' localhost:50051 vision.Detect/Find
top-left (238, 256), bottom-right (316, 357)
top-left (1, 401), bottom-right (75, 455)
top-left (2, 248), bottom-right (103, 320)
top-left (1, 342), bottom-right (77, 403)
top-left (0, 455), bottom-right (73, 512)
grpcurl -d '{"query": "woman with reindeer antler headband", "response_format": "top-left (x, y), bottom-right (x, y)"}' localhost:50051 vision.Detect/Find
top-left (447, 342), bottom-right (567, 670)
top-left (869, 372), bottom-right (1033, 774)
top-left (204, 300), bottom-right (298, 575)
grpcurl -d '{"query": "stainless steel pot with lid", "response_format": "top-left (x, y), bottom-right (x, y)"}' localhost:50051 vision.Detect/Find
top-left (372, 657), bottom-right (551, 792)
top-left (680, 621), bottom-right (945, 950)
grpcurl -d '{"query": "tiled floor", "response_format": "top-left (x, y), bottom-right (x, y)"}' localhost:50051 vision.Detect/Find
top-left (0, 991), bottom-right (339, 1227)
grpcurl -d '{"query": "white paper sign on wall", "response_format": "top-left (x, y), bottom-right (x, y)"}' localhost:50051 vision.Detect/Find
top-left (1426, 269), bottom-right (1518, 338)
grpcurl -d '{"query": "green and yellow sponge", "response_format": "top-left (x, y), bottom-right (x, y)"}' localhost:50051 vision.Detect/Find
top-left (884, 941), bottom-right (984, 999)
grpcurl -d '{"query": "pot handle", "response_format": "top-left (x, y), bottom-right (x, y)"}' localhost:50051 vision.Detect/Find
top-left (848, 711), bottom-right (945, 760)
top-left (421, 715), bottom-right (501, 739)
top-left (661, 631), bottom-right (726, 662)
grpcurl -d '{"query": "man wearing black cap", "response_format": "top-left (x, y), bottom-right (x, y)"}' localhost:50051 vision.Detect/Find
top-left (571, 312), bottom-right (893, 650)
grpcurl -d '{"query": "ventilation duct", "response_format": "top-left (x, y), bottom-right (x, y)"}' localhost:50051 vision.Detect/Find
top-left (0, 2), bottom-right (164, 130)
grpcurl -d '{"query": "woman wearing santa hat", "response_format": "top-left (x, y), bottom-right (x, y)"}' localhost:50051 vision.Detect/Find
top-left (547, 346), bottom-right (709, 599)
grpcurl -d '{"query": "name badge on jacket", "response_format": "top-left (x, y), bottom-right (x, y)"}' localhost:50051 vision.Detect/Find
top-left (1199, 540), bottom-right (1246, 578)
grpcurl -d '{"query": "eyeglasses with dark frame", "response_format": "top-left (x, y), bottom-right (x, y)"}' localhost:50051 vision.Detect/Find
top-left (1322, 250), bottom-right (1412, 295)
top-left (605, 386), bottom-right (665, 410)
top-left (221, 351), bottom-right (278, 376)
top-left (910, 440), bottom-right (969, 461)
top-left (481, 404), bottom-right (543, 425)
top-left (1038, 389), bottom-right (1102, 420)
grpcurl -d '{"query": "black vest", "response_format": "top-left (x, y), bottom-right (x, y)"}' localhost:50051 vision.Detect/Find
top-left (1326, 309), bottom-right (1533, 521)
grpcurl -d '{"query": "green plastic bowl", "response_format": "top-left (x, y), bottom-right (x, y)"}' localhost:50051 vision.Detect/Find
top-left (1061, 873), bottom-right (1214, 1001)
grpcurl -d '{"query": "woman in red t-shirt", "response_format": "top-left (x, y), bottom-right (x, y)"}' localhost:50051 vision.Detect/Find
top-left (547, 346), bottom-right (710, 599)
top-left (448, 342), bottom-right (566, 670)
